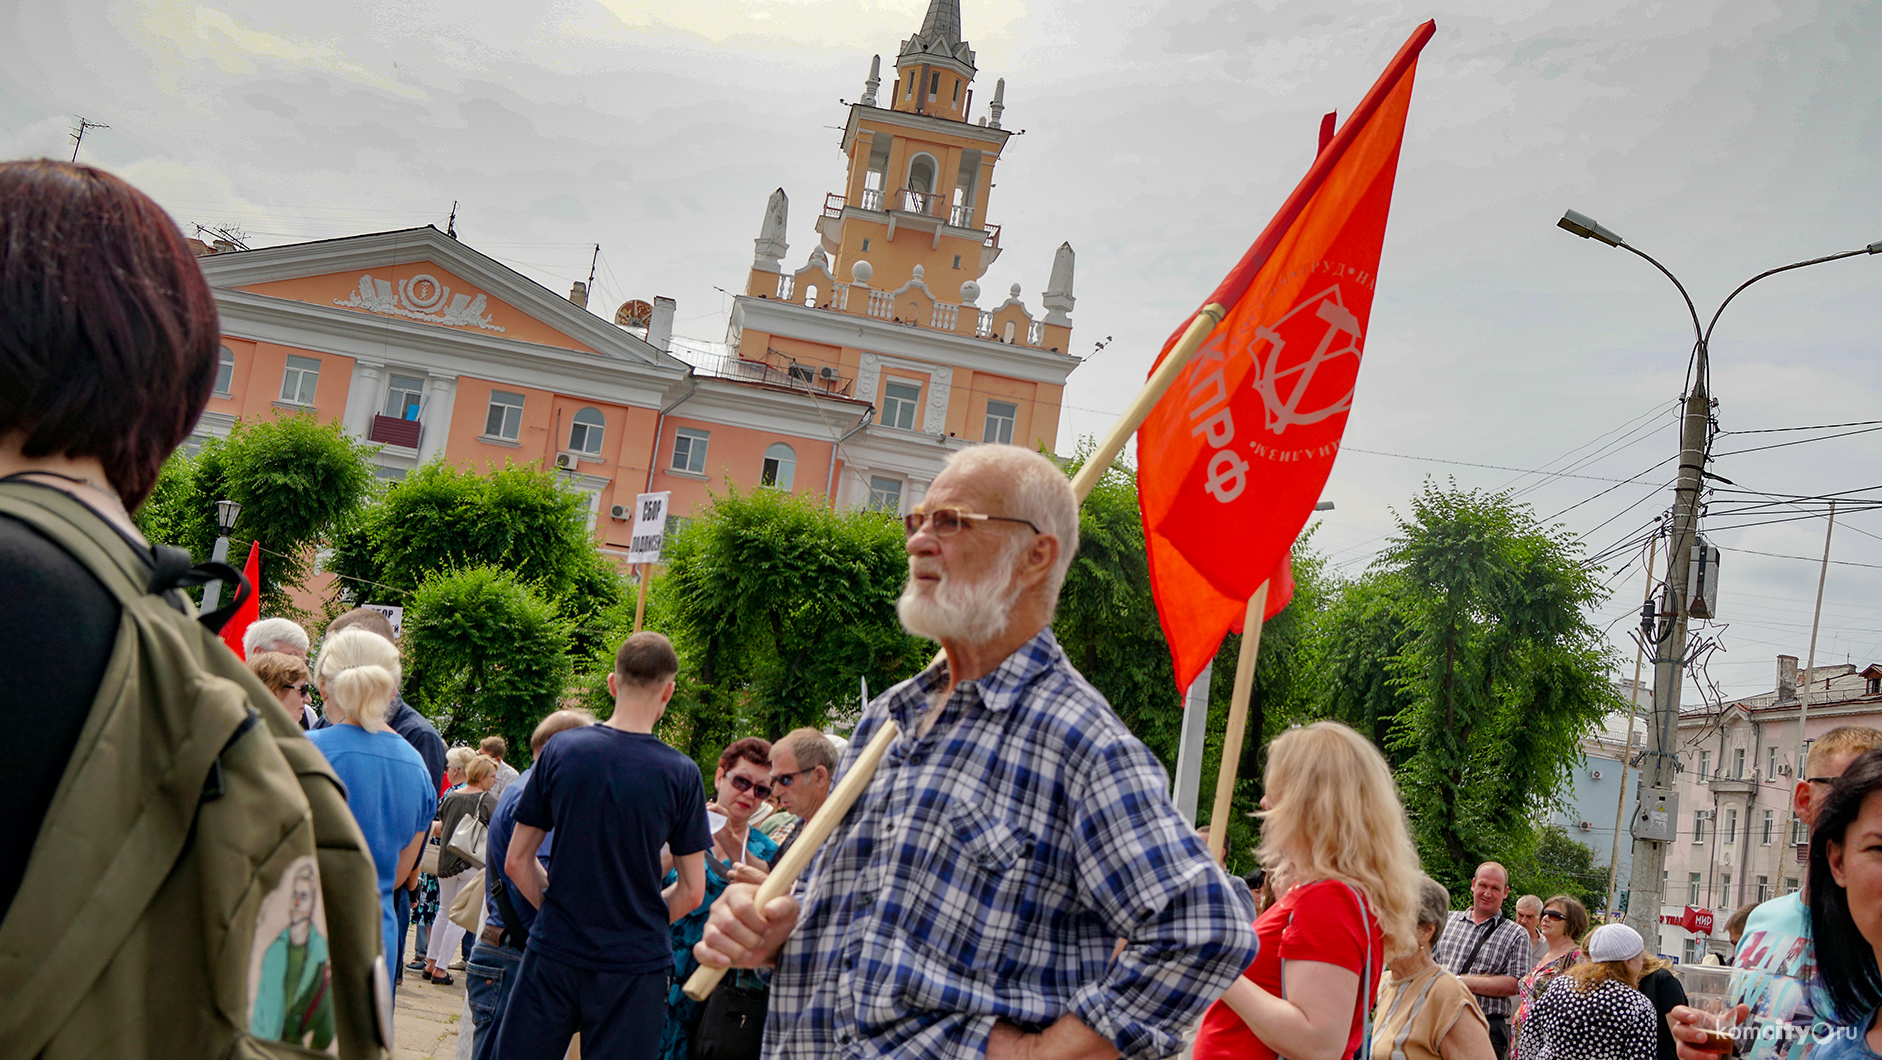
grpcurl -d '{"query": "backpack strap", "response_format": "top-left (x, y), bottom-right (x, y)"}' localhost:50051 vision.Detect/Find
top-left (0, 483), bottom-right (252, 631)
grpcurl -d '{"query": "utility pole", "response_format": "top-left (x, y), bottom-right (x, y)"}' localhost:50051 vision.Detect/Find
top-left (1795, 499), bottom-right (1837, 774)
top-left (1624, 375), bottom-right (1709, 942)
top-left (1607, 534), bottom-right (1658, 917)
top-left (1558, 208), bottom-right (1879, 943)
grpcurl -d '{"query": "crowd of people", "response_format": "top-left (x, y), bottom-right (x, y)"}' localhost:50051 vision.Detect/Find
top-left (11, 161), bottom-right (1882, 1060)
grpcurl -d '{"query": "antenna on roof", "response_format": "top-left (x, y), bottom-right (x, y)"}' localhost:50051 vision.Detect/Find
top-left (69, 116), bottom-right (110, 162)
top-left (587, 244), bottom-right (600, 295)
top-left (446, 201), bottom-right (458, 239)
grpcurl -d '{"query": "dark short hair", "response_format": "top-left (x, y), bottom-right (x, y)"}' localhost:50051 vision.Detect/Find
top-left (614, 631), bottom-right (679, 687)
top-left (479, 735), bottom-right (507, 760)
top-left (718, 737), bottom-right (771, 774)
top-left (326, 607), bottom-right (397, 645)
top-left (0, 161), bottom-right (219, 507)
top-left (1809, 748), bottom-right (1882, 1022)
top-left (1724, 901), bottom-right (1758, 940)
top-left (1542, 894), bottom-right (1589, 943)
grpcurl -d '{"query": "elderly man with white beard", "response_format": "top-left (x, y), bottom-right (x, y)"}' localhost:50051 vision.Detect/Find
top-left (694, 444), bottom-right (1259, 1060)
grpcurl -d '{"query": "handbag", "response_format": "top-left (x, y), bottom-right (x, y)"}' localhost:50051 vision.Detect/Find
top-left (689, 975), bottom-right (766, 1060)
top-left (448, 868), bottom-right (485, 931)
top-left (444, 811), bottom-right (487, 868)
top-left (419, 837), bottom-right (441, 876)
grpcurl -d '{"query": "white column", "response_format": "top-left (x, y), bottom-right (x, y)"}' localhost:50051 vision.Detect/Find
top-left (342, 360), bottom-right (387, 439)
top-left (418, 373), bottom-right (458, 462)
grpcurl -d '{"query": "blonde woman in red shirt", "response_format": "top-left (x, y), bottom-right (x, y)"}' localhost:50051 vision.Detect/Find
top-left (1196, 721), bottom-right (1422, 1060)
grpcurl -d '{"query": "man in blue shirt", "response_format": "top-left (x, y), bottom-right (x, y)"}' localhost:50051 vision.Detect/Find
top-left (492, 632), bottom-right (711, 1060)
top-left (464, 708), bottom-right (597, 1060)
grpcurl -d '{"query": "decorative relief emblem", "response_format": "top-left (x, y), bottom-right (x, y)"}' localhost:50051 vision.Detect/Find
top-left (336, 273), bottom-right (505, 332)
top-left (1248, 283), bottom-right (1361, 435)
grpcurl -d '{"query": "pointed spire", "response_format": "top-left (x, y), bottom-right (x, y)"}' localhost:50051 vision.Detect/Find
top-left (752, 189), bottom-right (789, 272)
top-left (987, 78), bottom-right (1006, 129)
top-left (917, 0), bottom-right (963, 48)
top-left (861, 54), bottom-right (881, 107)
top-left (1043, 242), bottom-right (1075, 325)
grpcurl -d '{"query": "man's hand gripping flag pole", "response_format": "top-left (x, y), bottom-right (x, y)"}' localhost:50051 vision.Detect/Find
top-left (684, 18), bottom-right (1434, 999)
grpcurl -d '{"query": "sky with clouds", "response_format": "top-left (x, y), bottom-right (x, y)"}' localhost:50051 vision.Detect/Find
top-left (4, 0), bottom-right (1879, 703)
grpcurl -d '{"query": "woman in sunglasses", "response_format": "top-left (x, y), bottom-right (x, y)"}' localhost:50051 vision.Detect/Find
top-left (1510, 895), bottom-right (1587, 1057)
top-left (247, 650), bottom-right (317, 729)
top-left (660, 737), bottom-right (779, 1060)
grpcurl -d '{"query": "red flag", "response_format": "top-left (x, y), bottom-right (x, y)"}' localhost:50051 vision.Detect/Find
top-left (1139, 22), bottom-right (1433, 688)
top-left (221, 540), bottom-right (262, 659)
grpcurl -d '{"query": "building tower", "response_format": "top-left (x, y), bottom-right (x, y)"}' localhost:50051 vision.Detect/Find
top-left (732, 0), bottom-right (1081, 512)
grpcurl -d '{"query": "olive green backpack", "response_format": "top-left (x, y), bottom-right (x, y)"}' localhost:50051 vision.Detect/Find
top-left (0, 484), bottom-right (390, 1060)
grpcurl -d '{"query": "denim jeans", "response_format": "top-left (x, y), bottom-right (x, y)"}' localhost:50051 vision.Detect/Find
top-left (466, 939), bottom-right (524, 1060)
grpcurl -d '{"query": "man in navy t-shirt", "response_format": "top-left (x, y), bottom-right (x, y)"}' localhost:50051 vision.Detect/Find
top-left (492, 632), bottom-right (710, 1059)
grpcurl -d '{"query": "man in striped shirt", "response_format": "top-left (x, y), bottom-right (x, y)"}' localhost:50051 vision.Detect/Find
top-left (695, 445), bottom-right (1259, 1060)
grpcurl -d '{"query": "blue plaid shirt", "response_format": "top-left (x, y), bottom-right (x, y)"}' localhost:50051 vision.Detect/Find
top-left (765, 630), bottom-right (1259, 1060)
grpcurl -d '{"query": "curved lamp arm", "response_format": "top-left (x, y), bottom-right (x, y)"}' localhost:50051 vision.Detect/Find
top-left (1704, 245), bottom-right (1880, 347)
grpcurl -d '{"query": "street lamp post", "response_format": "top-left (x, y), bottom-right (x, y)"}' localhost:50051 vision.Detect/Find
top-left (201, 498), bottom-right (242, 613)
top-left (1558, 210), bottom-right (1878, 944)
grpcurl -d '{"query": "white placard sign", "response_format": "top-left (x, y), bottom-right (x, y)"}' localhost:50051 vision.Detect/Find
top-left (626, 491), bottom-right (671, 565)
top-left (362, 603), bottom-right (405, 637)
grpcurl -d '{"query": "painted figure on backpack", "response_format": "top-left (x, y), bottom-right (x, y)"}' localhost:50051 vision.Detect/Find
top-left (249, 858), bottom-right (336, 1051)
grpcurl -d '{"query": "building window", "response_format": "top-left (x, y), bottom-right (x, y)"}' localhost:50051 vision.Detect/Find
top-left (214, 345), bottom-right (234, 397)
top-left (385, 374), bottom-right (424, 420)
top-left (1685, 938), bottom-right (1706, 965)
top-left (952, 78), bottom-right (961, 103)
top-left (279, 355), bottom-right (320, 405)
top-left (760, 443), bottom-right (796, 490)
top-left (1768, 745), bottom-right (1780, 779)
top-left (1762, 809), bottom-right (1774, 845)
top-left (672, 427), bottom-right (709, 474)
top-left (1792, 814), bottom-right (1808, 845)
top-left (1869, 676), bottom-right (1880, 695)
top-left (983, 400), bottom-right (1017, 445)
top-left (929, 72), bottom-right (940, 96)
top-left (953, 254), bottom-right (962, 269)
top-left (1724, 808), bottom-right (1738, 845)
top-left (1693, 810), bottom-right (1706, 844)
top-left (862, 237), bottom-right (871, 252)
top-left (1734, 747), bottom-right (1746, 778)
top-left (881, 380), bottom-right (921, 430)
top-left (868, 476), bottom-right (902, 512)
top-left (1720, 873), bottom-right (1731, 905)
top-left (904, 73), bottom-right (914, 100)
top-left (1757, 875), bottom-right (1770, 903)
top-left (568, 407), bottom-right (605, 456)
top-left (1700, 750), bottom-right (1711, 780)
top-left (1687, 872), bottom-right (1701, 905)
top-left (483, 390), bottom-right (524, 441)
top-left (1785, 876), bottom-right (1799, 894)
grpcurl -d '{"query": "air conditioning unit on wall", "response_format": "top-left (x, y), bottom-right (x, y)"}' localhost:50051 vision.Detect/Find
top-left (1591, 769), bottom-right (1604, 780)
top-left (818, 365), bottom-right (842, 381)
top-left (609, 503), bottom-right (630, 521)
top-left (1577, 821), bottom-right (1595, 832)
top-left (555, 452), bottom-right (580, 470)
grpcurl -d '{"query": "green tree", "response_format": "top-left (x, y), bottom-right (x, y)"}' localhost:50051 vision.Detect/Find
top-left (326, 460), bottom-right (625, 660)
top-left (402, 565), bottom-right (572, 759)
top-left (133, 413), bottom-right (378, 618)
top-left (649, 486), bottom-right (928, 772)
top-left (1312, 483), bottom-right (1620, 894)
top-left (1508, 825), bottom-right (1610, 915)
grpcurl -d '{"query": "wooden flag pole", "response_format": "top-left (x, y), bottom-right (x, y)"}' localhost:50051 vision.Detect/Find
top-left (1206, 580), bottom-right (1270, 865)
top-left (632, 564), bottom-right (649, 633)
top-left (683, 301), bottom-right (1231, 1003)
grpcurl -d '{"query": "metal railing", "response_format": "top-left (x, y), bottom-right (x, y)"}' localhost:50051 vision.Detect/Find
top-left (678, 348), bottom-right (853, 397)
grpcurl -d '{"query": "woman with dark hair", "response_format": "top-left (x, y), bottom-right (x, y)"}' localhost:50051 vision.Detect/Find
top-left (0, 159), bottom-right (220, 916)
top-left (659, 736), bottom-right (780, 1060)
top-left (1512, 895), bottom-right (1588, 1056)
top-left (1806, 748), bottom-right (1882, 1058)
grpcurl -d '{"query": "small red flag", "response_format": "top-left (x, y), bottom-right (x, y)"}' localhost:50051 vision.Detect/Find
top-left (221, 540), bottom-right (262, 659)
top-left (1138, 22), bottom-right (1433, 688)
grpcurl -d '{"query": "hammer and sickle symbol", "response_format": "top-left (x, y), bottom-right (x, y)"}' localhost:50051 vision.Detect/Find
top-left (1251, 291), bottom-right (1364, 435)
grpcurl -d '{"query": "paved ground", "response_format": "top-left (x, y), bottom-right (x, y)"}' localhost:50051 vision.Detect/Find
top-left (393, 926), bottom-right (469, 1060)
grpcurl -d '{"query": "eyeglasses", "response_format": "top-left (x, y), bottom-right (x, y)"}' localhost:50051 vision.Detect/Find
top-left (771, 766), bottom-right (819, 788)
top-left (1540, 910), bottom-right (1568, 922)
top-left (727, 774), bottom-right (773, 800)
top-left (295, 683), bottom-right (316, 696)
top-left (903, 507), bottom-right (1042, 538)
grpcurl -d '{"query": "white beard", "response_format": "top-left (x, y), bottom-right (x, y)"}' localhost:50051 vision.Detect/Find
top-left (897, 550), bottom-right (1024, 645)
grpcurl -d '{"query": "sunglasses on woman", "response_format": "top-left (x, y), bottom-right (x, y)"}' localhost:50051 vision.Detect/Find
top-left (1540, 910), bottom-right (1567, 922)
top-left (728, 774), bottom-right (773, 800)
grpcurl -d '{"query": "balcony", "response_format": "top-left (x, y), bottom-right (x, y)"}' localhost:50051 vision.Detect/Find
top-left (678, 347), bottom-right (854, 398)
top-left (822, 191), bottom-right (1000, 249)
top-left (369, 414), bottom-right (422, 448)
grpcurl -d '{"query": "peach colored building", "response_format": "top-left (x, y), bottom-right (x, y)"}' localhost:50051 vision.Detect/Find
top-left (190, 0), bottom-right (1081, 565)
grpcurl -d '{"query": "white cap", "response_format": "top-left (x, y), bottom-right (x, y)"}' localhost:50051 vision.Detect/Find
top-left (1586, 923), bottom-right (1645, 962)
